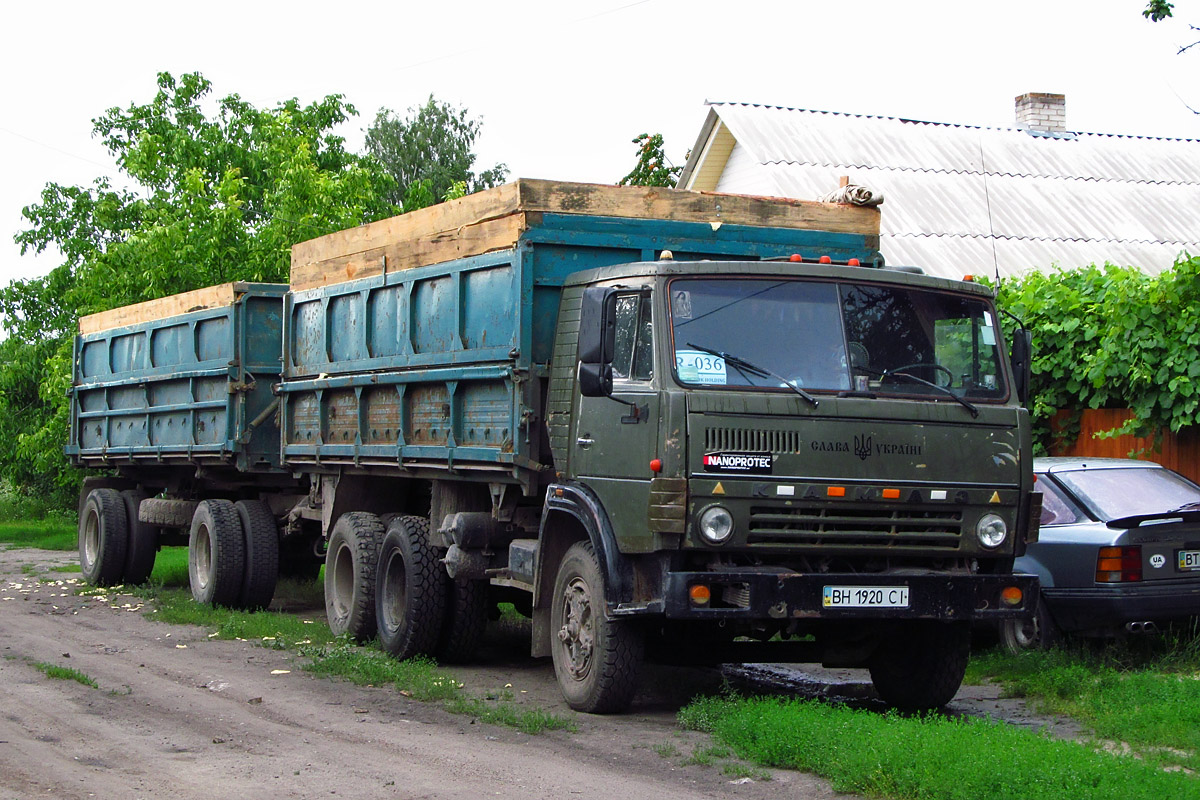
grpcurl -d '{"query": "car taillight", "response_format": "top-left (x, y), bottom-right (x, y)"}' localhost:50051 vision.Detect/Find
top-left (1096, 545), bottom-right (1142, 582)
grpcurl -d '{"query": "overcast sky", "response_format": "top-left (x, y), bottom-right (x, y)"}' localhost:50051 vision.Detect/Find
top-left (1, 0), bottom-right (1196, 286)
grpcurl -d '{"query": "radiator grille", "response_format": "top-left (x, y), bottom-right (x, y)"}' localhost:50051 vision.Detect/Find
top-left (705, 427), bottom-right (802, 454)
top-left (749, 505), bottom-right (963, 549)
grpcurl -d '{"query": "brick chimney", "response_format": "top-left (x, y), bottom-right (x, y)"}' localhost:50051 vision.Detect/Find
top-left (1015, 93), bottom-right (1066, 133)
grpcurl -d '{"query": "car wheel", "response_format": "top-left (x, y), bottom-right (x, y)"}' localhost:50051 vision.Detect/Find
top-left (1001, 595), bottom-right (1059, 655)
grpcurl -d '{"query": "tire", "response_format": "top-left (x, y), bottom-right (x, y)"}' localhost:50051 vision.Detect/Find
top-left (437, 578), bottom-right (489, 664)
top-left (120, 490), bottom-right (158, 585)
top-left (235, 500), bottom-right (280, 611)
top-left (78, 488), bottom-right (129, 586)
top-left (188, 500), bottom-right (246, 607)
top-left (376, 515), bottom-right (446, 660)
top-left (869, 621), bottom-right (971, 711)
top-left (324, 512), bottom-right (384, 641)
top-left (139, 498), bottom-right (199, 528)
top-left (1000, 595), bottom-right (1060, 655)
top-left (550, 541), bottom-right (643, 713)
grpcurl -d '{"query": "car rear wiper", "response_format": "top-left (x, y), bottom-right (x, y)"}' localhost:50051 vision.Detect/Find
top-left (686, 342), bottom-right (818, 407)
top-left (882, 369), bottom-right (979, 418)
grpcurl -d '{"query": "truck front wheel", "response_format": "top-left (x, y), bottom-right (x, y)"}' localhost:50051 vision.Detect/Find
top-left (324, 513), bottom-right (384, 641)
top-left (79, 488), bottom-right (129, 586)
top-left (868, 621), bottom-right (970, 710)
top-left (376, 515), bottom-right (446, 660)
top-left (550, 541), bottom-right (642, 713)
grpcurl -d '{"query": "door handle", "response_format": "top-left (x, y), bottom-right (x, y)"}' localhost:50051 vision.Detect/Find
top-left (576, 435), bottom-right (595, 449)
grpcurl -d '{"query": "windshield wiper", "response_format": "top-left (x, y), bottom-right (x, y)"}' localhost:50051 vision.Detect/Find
top-left (686, 342), bottom-right (818, 407)
top-left (882, 369), bottom-right (979, 418)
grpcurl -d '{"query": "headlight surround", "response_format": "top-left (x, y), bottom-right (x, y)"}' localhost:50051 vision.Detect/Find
top-left (698, 505), bottom-right (735, 545)
top-left (976, 513), bottom-right (1008, 549)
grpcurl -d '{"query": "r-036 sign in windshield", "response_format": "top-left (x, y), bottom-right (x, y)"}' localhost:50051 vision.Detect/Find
top-left (703, 451), bottom-right (773, 474)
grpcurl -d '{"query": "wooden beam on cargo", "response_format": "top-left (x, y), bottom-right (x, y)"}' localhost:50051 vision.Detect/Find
top-left (290, 214), bottom-right (527, 292)
top-left (78, 283), bottom-right (240, 335)
top-left (289, 179), bottom-right (880, 290)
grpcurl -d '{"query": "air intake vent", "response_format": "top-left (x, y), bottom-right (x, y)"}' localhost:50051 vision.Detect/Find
top-left (705, 428), bottom-right (802, 454)
top-left (749, 505), bottom-right (963, 550)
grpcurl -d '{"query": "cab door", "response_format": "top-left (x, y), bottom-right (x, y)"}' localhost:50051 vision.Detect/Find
top-left (572, 290), bottom-right (660, 550)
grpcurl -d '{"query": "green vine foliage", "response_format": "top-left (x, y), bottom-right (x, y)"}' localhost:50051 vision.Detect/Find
top-left (618, 133), bottom-right (683, 188)
top-left (994, 253), bottom-right (1200, 454)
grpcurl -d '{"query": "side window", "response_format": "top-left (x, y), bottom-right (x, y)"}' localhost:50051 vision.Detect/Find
top-left (612, 293), bottom-right (653, 382)
top-left (1037, 476), bottom-right (1083, 526)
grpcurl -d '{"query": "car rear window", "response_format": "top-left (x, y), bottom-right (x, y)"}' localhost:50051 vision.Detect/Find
top-left (1052, 466), bottom-right (1200, 521)
top-left (1035, 476), bottom-right (1084, 525)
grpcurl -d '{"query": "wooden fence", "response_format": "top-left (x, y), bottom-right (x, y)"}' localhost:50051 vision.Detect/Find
top-left (1049, 408), bottom-right (1200, 483)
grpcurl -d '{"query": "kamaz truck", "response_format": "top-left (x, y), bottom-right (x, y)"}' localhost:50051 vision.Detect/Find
top-left (69, 179), bottom-right (1039, 712)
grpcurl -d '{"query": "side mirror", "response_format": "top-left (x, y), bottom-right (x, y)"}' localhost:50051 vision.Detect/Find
top-left (1010, 328), bottom-right (1033, 405)
top-left (578, 286), bottom-right (617, 398)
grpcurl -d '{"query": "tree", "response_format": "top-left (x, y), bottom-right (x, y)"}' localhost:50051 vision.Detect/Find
top-left (1144, 1), bottom-right (1200, 60)
top-left (365, 96), bottom-right (508, 211)
top-left (2, 71), bottom-right (399, 498)
top-left (618, 133), bottom-right (683, 188)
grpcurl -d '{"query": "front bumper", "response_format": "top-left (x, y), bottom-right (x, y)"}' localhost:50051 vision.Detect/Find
top-left (1044, 579), bottom-right (1200, 632)
top-left (662, 570), bottom-right (1038, 621)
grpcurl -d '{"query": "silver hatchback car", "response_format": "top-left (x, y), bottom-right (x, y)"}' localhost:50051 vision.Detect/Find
top-left (1003, 457), bottom-right (1200, 653)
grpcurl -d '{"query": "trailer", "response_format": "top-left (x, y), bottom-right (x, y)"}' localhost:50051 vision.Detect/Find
top-left (70, 179), bottom-right (1039, 712)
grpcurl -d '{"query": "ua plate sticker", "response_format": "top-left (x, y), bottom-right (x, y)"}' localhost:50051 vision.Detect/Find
top-left (703, 451), bottom-right (773, 474)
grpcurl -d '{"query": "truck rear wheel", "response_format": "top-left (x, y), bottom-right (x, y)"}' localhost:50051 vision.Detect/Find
top-left (437, 578), bottom-right (488, 664)
top-left (550, 541), bottom-right (643, 713)
top-left (324, 512), bottom-right (384, 641)
top-left (188, 500), bottom-right (246, 607)
top-left (120, 490), bottom-right (158, 585)
top-left (376, 515), bottom-right (446, 660)
top-left (868, 621), bottom-right (970, 710)
top-left (236, 500), bottom-right (279, 610)
top-left (79, 488), bottom-right (129, 586)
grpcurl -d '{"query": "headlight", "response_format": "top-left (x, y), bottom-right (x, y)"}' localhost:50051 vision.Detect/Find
top-left (976, 513), bottom-right (1008, 548)
top-left (698, 506), bottom-right (735, 545)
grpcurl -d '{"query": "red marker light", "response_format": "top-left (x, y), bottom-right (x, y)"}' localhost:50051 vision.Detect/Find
top-left (848, 258), bottom-right (861, 267)
top-left (789, 254), bottom-right (803, 262)
top-left (819, 255), bottom-right (832, 264)
top-left (649, 458), bottom-right (662, 473)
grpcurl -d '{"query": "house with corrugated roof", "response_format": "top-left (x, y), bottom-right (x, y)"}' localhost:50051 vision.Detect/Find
top-left (677, 95), bottom-right (1200, 280)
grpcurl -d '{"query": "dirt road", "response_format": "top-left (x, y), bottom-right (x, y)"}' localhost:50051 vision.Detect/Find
top-left (0, 547), bottom-right (1074, 800)
top-left (0, 547), bottom-right (851, 800)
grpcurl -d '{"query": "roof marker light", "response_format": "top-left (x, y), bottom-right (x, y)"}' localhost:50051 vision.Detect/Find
top-left (848, 258), bottom-right (861, 266)
top-left (827, 486), bottom-right (846, 498)
top-left (819, 255), bottom-right (832, 264)
top-left (789, 254), bottom-right (804, 262)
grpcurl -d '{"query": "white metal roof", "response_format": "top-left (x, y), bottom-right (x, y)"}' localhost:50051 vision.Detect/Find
top-left (679, 102), bottom-right (1200, 279)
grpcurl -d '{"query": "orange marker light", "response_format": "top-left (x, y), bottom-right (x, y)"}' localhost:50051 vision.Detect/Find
top-left (848, 258), bottom-right (861, 266)
top-left (819, 255), bottom-right (832, 264)
top-left (882, 488), bottom-right (901, 500)
top-left (649, 458), bottom-right (662, 473)
top-left (689, 584), bottom-right (712, 606)
top-left (827, 486), bottom-right (846, 498)
top-left (789, 253), bottom-right (804, 262)
top-left (963, 274), bottom-right (976, 282)
top-left (1000, 586), bottom-right (1024, 606)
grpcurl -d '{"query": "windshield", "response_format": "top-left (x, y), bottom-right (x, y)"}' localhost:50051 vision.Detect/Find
top-left (1052, 466), bottom-right (1200, 521)
top-left (668, 277), bottom-right (1007, 401)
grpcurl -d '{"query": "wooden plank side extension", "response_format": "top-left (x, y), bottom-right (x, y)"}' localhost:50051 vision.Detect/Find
top-left (290, 179), bottom-right (881, 291)
top-left (78, 283), bottom-right (240, 335)
top-left (1049, 408), bottom-right (1200, 484)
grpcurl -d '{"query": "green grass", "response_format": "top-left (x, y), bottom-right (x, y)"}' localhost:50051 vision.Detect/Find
top-left (970, 638), bottom-right (1200, 773)
top-left (31, 661), bottom-right (98, 689)
top-left (679, 695), bottom-right (1199, 800)
top-left (0, 519), bottom-right (77, 550)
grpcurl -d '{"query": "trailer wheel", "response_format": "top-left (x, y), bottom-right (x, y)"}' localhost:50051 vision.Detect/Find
top-left (437, 578), bottom-right (488, 664)
top-left (120, 490), bottom-right (158, 585)
top-left (188, 500), bottom-right (246, 607)
top-left (324, 512), bottom-right (384, 641)
top-left (79, 488), bottom-right (129, 586)
top-left (235, 500), bottom-right (279, 611)
top-left (550, 541), bottom-right (643, 713)
top-left (376, 515), bottom-right (446, 660)
top-left (869, 621), bottom-right (971, 710)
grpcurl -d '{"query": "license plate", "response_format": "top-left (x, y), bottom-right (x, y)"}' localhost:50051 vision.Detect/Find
top-left (822, 585), bottom-right (910, 608)
top-left (1179, 550), bottom-right (1200, 571)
